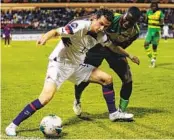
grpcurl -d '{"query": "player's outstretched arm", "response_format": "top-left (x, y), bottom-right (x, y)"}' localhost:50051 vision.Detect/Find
top-left (37, 29), bottom-right (59, 45)
top-left (107, 45), bottom-right (140, 65)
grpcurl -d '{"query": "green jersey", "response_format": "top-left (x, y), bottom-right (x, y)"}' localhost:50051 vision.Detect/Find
top-left (146, 9), bottom-right (165, 29)
top-left (106, 13), bottom-right (140, 48)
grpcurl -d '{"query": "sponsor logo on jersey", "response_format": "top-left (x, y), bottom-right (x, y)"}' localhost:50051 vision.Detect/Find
top-left (71, 23), bottom-right (78, 28)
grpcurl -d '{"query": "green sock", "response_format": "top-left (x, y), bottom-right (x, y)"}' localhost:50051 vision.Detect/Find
top-left (152, 51), bottom-right (157, 59)
top-left (119, 98), bottom-right (129, 112)
top-left (145, 47), bottom-right (152, 59)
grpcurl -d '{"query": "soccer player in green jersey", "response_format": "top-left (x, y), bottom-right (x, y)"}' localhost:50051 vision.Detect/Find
top-left (144, 2), bottom-right (165, 67)
top-left (73, 7), bottom-right (141, 121)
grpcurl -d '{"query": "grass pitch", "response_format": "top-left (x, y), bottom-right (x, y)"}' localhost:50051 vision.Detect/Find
top-left (1, 39), bottom-right (174, 139)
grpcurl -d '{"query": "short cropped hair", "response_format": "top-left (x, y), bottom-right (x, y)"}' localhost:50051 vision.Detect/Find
top-left (150, 2), bottom-right (159, 10)
top-left (95, 9), bottom-right (114, 22)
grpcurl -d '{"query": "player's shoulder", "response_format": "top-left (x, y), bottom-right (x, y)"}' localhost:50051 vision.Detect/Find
top-left (158, 9), bottom-right (163, 12)
top-left (114, 13), bottom-right (122, 16)
top-left (111, 13), bottom-right (121, 25)
top-left (69, 19), bottom-right (91, 31)
top-left (113, 13), bottom-right (122, 19)
top-left (156, 10), bottom-right (163, 14)
top-left (156, 10), bottom-right (165, 18)
top-left (146, 9), bottom-right (152, 13)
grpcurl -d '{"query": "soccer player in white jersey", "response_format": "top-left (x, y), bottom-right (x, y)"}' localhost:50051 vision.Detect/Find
top-left (5, 9), bottom-right (138, 136)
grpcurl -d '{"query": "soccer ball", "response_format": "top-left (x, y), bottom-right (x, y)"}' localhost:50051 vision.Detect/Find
top-left (39, 114), bottom-right (62, 137)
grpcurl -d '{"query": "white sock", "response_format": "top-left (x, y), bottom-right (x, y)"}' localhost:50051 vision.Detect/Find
top-left (9, 122), bottom-right (17, 129)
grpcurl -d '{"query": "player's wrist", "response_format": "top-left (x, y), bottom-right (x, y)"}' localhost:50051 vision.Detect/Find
top-left (128, 54), bottom-right (134, 59)
top-left (42, 35), bottom-right (49, 41)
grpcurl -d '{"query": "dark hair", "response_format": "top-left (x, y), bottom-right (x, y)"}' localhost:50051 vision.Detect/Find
top-left (150, 2), bottom-right (159, 10)
top-left (68, 15), bottom-right (92, 24)
top-left (127, 6), bottom-right (141, 22)
top-left (68, 9), bottom-right (113, 24)
top-left (95, 9), bottom-right (114, 22)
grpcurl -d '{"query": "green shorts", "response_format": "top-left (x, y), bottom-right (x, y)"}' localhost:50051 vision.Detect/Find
top-left (145, 28), bottom-right (161, 45)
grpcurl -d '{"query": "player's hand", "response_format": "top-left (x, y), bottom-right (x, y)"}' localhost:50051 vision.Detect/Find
top-left (37, 36), bottom-right (47, 45)
top-left (129, 55), bottom-right (140, 65)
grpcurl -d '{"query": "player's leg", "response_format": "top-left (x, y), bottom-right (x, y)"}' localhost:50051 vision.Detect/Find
top-left (151, 44), bottom-right (158, 67)
top-left (5, 60), bottom-right (70, 136)
top-left (73, 82), bottom-right (89, 115)
top-left (7, 36), bottom-right (11, 47)
top-left (106, 56), bottom-right (133, 112)
top-left (73, 44), bottom-right (105, 115)
top-left (88, 68), bottom-right (133, 121)
top-left (72, 64), bottom-right (133, 121)
top-left (4, 36), bottom-right (7, 47)
top-left (151, 31), bottom-right (160, 68)
top-left (5, 82), bottom-right (57, 136)
top-left (144, 29), bottom-right (153, 60)
top-left (164, 35), bottom-right (167, 40)
top-left (89, 68), bottom-right (116, 112)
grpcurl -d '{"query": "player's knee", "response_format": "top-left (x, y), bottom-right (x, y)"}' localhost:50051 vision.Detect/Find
top-left (144, 42), bottom-right (149, 49)
top-left (122, 72), bottom-right (132, 84)
top-left (39, 89), bottom-right (55, 105)
top-left (104, 75), bottom-right (113, 85)
top-left (123, 80), bottom-right (132, 87)
top-left (152, 44), bottom-right (157, 50)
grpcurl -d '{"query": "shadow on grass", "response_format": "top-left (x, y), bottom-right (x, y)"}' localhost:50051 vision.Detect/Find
top-left (43, 132), bottom-right (68, 139)
top-left (156, 63), bottom-right (174, 70)
top-left (69, 107), bottom-right (166, 122)
top-left (128, 107), bottom-right (168, 118)
top-left (16, 128), bottom-right (68, 139)
top-left (87, 107), bottom-right (167, 119)
top-left (63, 107), bottom-right (166, 127)
top-left (63, 113), bottom-right (94, 126)
top-left (157, 63), bottom-right (174, 67)
top-left (15, 107), bottom-right (167, 138)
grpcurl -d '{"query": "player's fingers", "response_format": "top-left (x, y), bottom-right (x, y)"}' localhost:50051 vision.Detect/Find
top-left (36, 40), bottom-right (40, 45)
top-left (136, 59), bottom-right (140, 65)
top-left (36, 40), bottom-right (41, 47)
top-left (38, 38), bottom-right (46, 45)
top-left (132, 57), bottom-right (139, 65)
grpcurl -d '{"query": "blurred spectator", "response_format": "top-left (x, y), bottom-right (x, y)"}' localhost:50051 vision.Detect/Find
top-left (1, 8), bottom-right (174, 32)
top-left (1, 0), bottom-right (174, 2)
top-left (3, 24), bottom-right (12, 47)
top-left (160, 0), bottom-right (169, 3)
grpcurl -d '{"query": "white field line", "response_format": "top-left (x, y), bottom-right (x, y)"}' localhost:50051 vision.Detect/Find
top-left (138, 56), bottom-right (174, 58)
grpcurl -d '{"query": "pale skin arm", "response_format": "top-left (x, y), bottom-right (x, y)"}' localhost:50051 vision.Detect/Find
top-left (107, 45), bottom-right (140, 65)
top-left (37, 29), bottom-right (59, 45)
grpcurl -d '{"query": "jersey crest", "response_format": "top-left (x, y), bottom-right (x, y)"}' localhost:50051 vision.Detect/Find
top-left (65, 25), bottom-right (74, 34)
top-left (70, 22), bottom-right (78, 28)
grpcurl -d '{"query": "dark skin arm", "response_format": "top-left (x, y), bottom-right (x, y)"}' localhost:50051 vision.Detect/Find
top-left (112, 33), bottom-right (139, 48)
top-left (107, 44), bottom-right (140, 65)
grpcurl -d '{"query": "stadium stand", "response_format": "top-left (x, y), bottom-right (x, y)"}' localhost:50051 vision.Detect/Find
top-left (1, 0), bottom-right (174, 3)
top-left (1, 2), bottom-right (174, 37)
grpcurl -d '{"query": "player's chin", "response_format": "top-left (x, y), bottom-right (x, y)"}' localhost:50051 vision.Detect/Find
top-left (95, 30), bottom-right (101, 33)
top-left (94, 30), bottom-right (98, 33)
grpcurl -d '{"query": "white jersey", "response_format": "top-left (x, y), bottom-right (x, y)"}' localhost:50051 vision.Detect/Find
top-left (49, 19), bottom-right (110, 65)
top-left (163, 25), bottom-right (169, 36)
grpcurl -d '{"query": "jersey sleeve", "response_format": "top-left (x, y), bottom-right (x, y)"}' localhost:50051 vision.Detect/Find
top-left (146, 10), bottom-right (149, 17)
top-left (160, 11), bottom-right (165, 20)
top-left (112, 13), bottom-right (121, 25)
top-left (56, 20), bottom-right (88, 38)
top-left (97, 32), bottom-right (112, 47)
